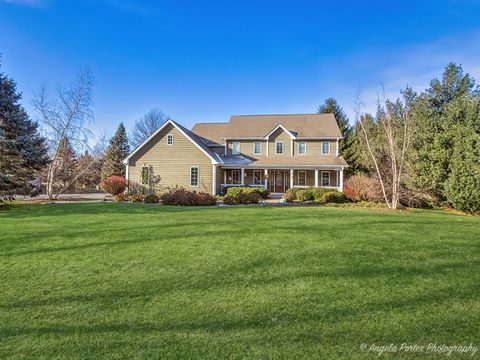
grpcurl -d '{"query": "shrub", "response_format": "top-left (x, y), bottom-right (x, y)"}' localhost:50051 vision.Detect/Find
top-left (285, 187), bottom-right (306, 201)
top-left (100, 176), bottom-right (127, 195)
top-left (284, 191), bottom-right (296, 203)
top-left (311, 187), bottom-right (330, 201)
top-left (223, 192), bottom-right (260, 205)
top-left (144, 194), bottom-right (160, 204)
top-left (322, 191), bottom-right (347, 203)
top-left (226, 186), bottom-right (269, 199)
top-left (114, 193), bottom-right (129, 202)
top-left (344, 174), bottom-right (383, 202)
top-left (131, 194), bottom-right (145, 203)
top-left (161, 189), bottom-right (216, 206)
top-left (296, 188), bottom-right (315, 201)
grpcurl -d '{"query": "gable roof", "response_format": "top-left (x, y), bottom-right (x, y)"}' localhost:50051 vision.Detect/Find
top-left (264, 124), bottom-right (297, 139)
top-left (124, 119), bottom-right (221, 164)
top-left (192, 114), bottom-right (342, 142)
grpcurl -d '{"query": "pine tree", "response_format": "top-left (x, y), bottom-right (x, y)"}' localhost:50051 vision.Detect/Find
top-left (76, 150), bottom-right (102, 188)
top-left (317, 98), bottom-right (359, 173)
top-left (101, 123), bottom-right (129, 179)
top-left (0, 61), bottom-right (49, 203)
top-left (54, 137), bottom-right (77, 188)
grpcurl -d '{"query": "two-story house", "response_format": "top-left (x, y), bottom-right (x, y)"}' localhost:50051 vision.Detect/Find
top-left (123, 114), bottom-right (348, 195)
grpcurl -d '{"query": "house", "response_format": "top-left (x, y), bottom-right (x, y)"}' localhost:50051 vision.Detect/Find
top-left (123, 114), bottom-right (348, 195)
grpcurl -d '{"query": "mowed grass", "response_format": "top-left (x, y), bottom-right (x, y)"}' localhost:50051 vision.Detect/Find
top-left (0, 203), bottom-right (479, 360)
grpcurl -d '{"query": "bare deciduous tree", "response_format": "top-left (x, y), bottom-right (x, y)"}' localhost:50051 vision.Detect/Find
top-left (130, 108), bottom-right (170, 149)
top-left (33, 69), bottom-right (95, 198)
top-left (354, 88), bottom-right (413, 209)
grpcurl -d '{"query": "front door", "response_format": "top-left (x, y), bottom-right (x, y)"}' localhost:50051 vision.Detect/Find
top-left (269, 170), bottom-right (289, 193)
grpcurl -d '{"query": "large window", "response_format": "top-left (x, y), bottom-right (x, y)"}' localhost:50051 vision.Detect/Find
top-left (275, 141), bottom-right (284, 154)
top-left (190, 166), bottom-right (199, 187)
top-left (321, 141), bottom-right (330, 155)
top-left (253, 170), bottom-right (262, 185)
top-left (167, 134), bottom-right (173, 145)
top-left (298, 171), bottom-right (306, 186)
top-left (321, 171), bottom-right (330, 186)
top-left (232, 170), bottom-right (241, 184)
top-left (232, 142), bottom-right (240, 155)
top-left (298, 141), bottom-right (306, 155)
top-left (253, 142), bottom-right (261, 155)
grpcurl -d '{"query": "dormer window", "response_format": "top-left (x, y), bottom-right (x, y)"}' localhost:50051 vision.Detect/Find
top-left (275, 141), bottom-right (284, 155)
top-left (253, 141), bottom-right (261, 155)
top-left (321, 141), bottom-right (330, 155)
top-left (167, 134), bottom-right (173, 145)
top-left (232, 142), bottom-right (240, 155)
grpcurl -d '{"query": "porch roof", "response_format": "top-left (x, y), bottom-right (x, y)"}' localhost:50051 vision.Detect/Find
top-left (218, 154), bottom-right (348, 167)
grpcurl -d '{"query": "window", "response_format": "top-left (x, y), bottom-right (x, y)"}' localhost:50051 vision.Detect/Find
top-left (167, 134), bottom-right (173, 145)
top-left (141, 165), bottom-right (150, 186)
top-left (253, 170), bottom-right (262, 185)
top-left (253, 142), bottom-right (261, 155)
top-left (190, 166), bottom-right (199, 187)
top-left (321, 171), bottom-right (330, 186)
top-left (298, 171), bottom-right (306, 186)
top-left (275, 141), bottom-right (284, 154)
top-left (321, 141), bottom-right (330, 155)
top-left (232, 142), bottom-right (240, 154)
top-left (232, 170), bottom-right (240, 184)
top-left (298, 141), bottom-right (306, 155)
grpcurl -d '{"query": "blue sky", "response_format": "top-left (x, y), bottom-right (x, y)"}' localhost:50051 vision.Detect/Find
top-left (1, 0), bottom-right (480, 139)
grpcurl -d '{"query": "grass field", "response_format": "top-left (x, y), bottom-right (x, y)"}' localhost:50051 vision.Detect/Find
top-left (1, 203), bottom-right (479, 359)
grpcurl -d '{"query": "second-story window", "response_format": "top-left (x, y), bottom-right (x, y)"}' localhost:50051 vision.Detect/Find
top-left (321, 141), bottom-right (330, 155)
top-left (275, 141), bottom-right (284, 154)
top-left (298, 141), bottom-right (306, 155)
top-left (167, 134), bottom-right (173, 145)
top-left (232, 142), bottom-right (240, 154)
top-left (253, 141), bottom-right (261, 155)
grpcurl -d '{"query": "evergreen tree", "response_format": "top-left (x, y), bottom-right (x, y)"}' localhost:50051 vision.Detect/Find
top-left (317, 98), bottom-right (359, 173)
top-left (76, 150), bottom-right (102, 188)
top-left (54, 137), bottom-right (77, 188)
top-left (0, 60), bottom-right (49, 202)
top-left (406, 63), bottom-right (479, 201)
top-left (101, 123), bottom-right (129, 179)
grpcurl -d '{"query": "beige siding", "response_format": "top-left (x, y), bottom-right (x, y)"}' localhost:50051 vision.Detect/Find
top-left (127, 123), bottom-right (214, 193)
top-left (297, 140), bottom-right (337, 157)
top-left (226, 140), bottom-right (265, 156)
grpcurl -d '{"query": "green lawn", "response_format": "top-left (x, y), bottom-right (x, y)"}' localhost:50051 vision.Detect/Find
top-left (1, 203), bottom-right (479, 359)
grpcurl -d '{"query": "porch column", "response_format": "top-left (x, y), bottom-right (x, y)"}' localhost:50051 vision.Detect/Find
top-left (224, 170), bottom-right (227, 185)
top-left (290, 169), bottom-right (294, 188)
top-left (339, 168), bottom-right (344, 192)
top-left (241, 168), bottom-right (245, 185)
top-left (315, 169), bottom-right (319, 187)
top-left (212, 165), bottom-right (217, 195)
top-left (264, 169), bottom-right (268, 188)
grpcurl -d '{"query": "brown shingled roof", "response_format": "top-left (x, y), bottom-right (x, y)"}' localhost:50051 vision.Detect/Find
top-left (192, 114), bottom-right (342, 144)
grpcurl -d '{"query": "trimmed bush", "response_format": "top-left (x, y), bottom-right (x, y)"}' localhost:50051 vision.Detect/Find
top-left (223, 192), bottom-right (260, 205)
top-left (131, 194), bottom-right (145, 203)
top-left (113, 193), bottom-right (129, 202)
top-left (322, 191), bottom-right (347, 203)
top-left (284, 191), bottom-right (296, 203)
top-left (161, 189), bottom-right (216, 206)
top-left (226, 186), bottom-right (269, 199)
top-left (100, 176), bottom-right (127, 195)
top-left (344, 174), bottom-right (383, 202)
top-left (296, 188), bottom-right (315, 201)
top-left (144, 194), bottom-right (160, 204)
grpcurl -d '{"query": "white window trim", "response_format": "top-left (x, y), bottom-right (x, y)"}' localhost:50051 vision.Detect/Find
top-left (298, 141), bottom-right (307, 155)
top-left (167, 134), bottom-right (174, 145)
top-left (321, 141), bottom-right (330, 155)
top-left (253, 170), bottom-right (262, 185)
top-left (231, 169), bottom-right (241, 184)
top-left (321, 171), bottom-right (330, 186)
top-left (190, 166), bottom-right (199, 187)
top-left (232, 142), bottom-right (240, 155)
top-left (253, 141), bottom-right (261, 155)
top-left (275, 140), bottom-right (284, 155)
top-left (298, 171), bottom-right (307, 186)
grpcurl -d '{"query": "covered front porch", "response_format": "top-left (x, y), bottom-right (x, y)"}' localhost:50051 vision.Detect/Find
top-left (220, 168), bottom-right (344, 194)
